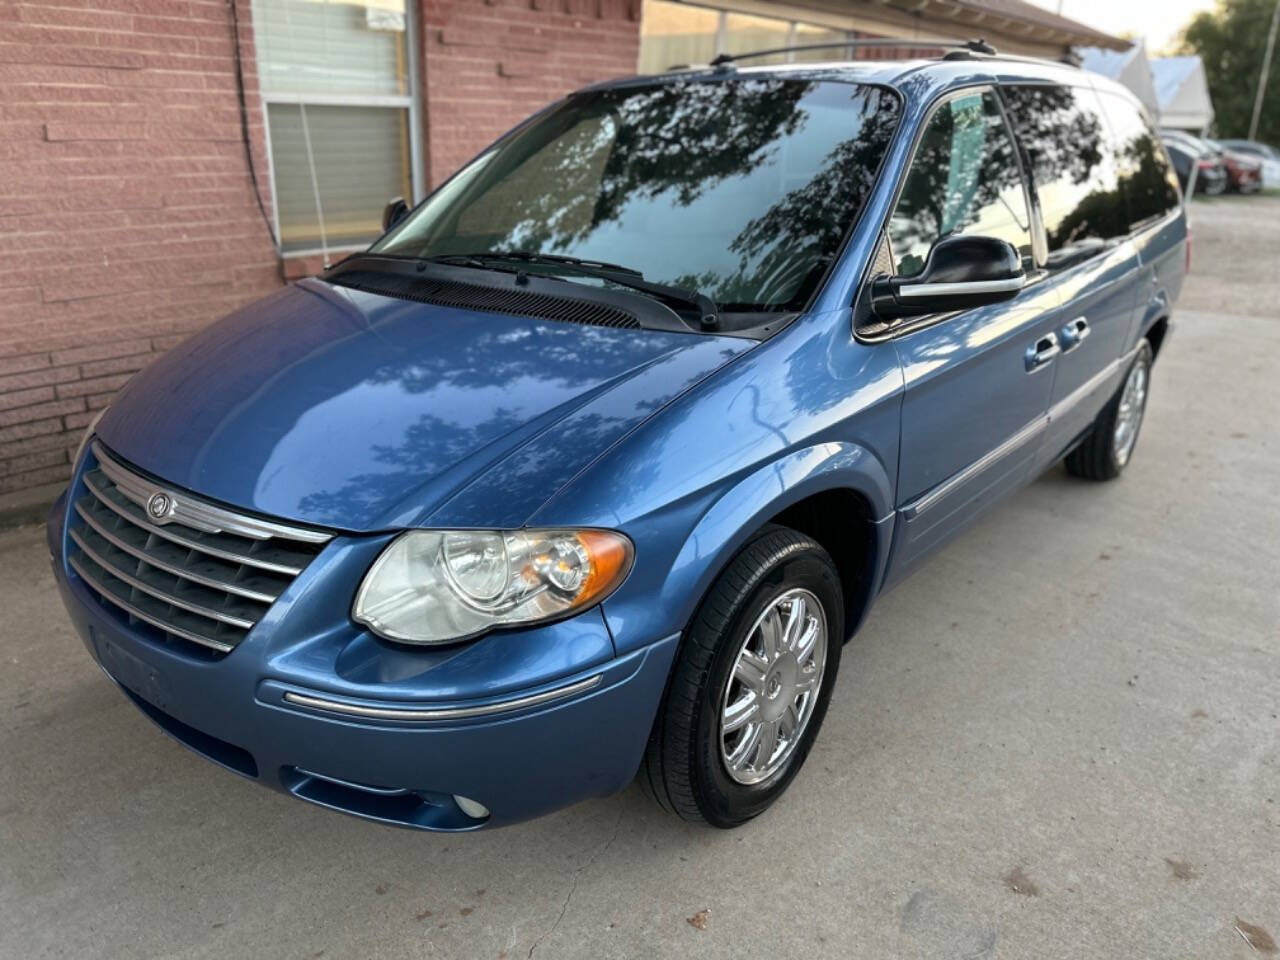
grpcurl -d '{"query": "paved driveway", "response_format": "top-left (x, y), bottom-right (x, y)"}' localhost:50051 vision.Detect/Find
top-left (2, 196), bottom-right (1277, 960)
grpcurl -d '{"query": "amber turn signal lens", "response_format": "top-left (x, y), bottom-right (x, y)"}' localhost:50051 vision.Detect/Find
top-left (575, 529), bottom-right (634, 606)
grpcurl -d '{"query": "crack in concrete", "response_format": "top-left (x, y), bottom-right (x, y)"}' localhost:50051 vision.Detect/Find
top-left (527, 805), bottom-right (624, 959)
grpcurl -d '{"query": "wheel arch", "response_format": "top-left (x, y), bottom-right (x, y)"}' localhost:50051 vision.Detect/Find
top-left (660, 442), bottom-right (895, 648)
top-left (766, 489), bottom-right (882, 643)
top-left (1143, 315), bottom-right (1170, 360)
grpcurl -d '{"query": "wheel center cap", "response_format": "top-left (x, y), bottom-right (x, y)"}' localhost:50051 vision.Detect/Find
top-left (758, 654), bottom-right (798, 721)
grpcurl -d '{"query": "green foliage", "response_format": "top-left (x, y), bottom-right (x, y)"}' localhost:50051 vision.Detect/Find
top-left (1181, 0), bottom-right (1280, 142)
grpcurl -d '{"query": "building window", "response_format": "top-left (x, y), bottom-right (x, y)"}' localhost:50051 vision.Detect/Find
top-left (638, 0), bottom-right (719, 73)
top-left (252, 0), bottom-right (420, 256)
top-left (721, 12), bottom-right (791, 64)
top-left (792, 22), bottom-right (852, 61)
top-left (638, 0), bottom-right (852, 73)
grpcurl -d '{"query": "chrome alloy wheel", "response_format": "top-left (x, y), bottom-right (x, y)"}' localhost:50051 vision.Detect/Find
top-left (1112, 358), bottom-right (1149, 467)
top-left (720, 587), bottom-right (828, 785)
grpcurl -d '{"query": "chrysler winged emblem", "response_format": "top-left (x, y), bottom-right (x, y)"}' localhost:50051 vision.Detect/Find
top-left (146, 491), bottom-right (174, 523)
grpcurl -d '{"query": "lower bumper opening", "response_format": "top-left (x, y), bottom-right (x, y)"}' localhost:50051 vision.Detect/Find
top-left (282, 766), bottom-right (489, 831)
top-left (120, 686), bottom-right (259, 779)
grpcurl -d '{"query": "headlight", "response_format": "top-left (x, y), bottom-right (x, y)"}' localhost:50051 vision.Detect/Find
top-left (353, 528), bottom-right (633, 645)
top-left (73, 408), bottom-right (107, 468)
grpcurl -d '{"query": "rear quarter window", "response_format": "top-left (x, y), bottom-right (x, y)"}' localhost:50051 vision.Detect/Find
top-left (1095, 91), bottom-right (1182, 229)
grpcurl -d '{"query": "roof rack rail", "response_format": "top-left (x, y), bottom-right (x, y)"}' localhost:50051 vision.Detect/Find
top-left (703, 37), bottom-right (996, 68)
top-left (941, 47), bottom-right (1080, 69)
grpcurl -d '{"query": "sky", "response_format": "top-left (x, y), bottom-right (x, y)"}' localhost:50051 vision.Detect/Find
top-left (1025, 0), bottom-right (1219, 53)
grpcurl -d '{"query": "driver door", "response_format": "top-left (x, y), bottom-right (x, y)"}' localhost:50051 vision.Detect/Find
top-left (881, 88), bottom-right (1065, 585)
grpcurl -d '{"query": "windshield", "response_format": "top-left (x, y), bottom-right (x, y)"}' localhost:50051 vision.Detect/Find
top-left (373, 78), bottom-right (900, 312)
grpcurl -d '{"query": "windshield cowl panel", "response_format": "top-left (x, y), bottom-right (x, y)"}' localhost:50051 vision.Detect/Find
top-left (373, 77), bottom-right (901, 321)
top-left (323, 255), bottom-right (697, 335)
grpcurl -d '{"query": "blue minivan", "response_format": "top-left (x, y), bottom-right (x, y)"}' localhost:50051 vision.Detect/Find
top-left (49, 43), bottom-right (1185, 830)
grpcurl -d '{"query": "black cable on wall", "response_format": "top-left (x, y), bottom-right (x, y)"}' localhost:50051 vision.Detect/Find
top-left (228, 0), bottom-right (280, 253)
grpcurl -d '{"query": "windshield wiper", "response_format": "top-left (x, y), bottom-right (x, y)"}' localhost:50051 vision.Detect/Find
top-left (414, 250), bottom-right (640, 277)
top-left (418, 253), bottom-right (514, 272)
top-left (442, 250), bottom-right (721, 331)
top-left (466, 250), bottom-right (643, 277)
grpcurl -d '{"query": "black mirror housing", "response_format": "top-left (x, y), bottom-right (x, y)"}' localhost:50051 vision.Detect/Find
top-left (382, 196), bottom-right (409, 232)
top-left (871, 235), bottom-right (1025, 320)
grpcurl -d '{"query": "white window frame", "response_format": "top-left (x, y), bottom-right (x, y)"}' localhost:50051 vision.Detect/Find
top-left (255, 2), bottom-right (425, 262)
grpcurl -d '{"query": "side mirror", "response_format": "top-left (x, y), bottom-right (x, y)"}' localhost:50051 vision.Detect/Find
top-left (382, 196), bottom-right (409, 232)
top-left (871, 235), bottom-right (1025, 320)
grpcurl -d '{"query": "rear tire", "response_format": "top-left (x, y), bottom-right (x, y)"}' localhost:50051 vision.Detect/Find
top-left (639, 526), bottom-right (843, 827)
top-left (1065, 339), bottom-right (1153, 481)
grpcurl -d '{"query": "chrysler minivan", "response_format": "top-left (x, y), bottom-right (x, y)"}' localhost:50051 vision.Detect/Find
top-left (49, 42), bottom-right (1186, 830)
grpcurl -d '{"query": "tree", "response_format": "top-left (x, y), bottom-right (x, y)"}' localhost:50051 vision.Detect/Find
top-left (1182, 0), bottom-right (1280, 142)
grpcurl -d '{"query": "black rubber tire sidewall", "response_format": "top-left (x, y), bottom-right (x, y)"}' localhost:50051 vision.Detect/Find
top-left (1065, 340), bottom-right (1153, 481)
top-left (687, 531), bottom-right (843, 826)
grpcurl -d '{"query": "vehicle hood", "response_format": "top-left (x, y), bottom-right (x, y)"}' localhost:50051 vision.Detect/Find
top-left (96, 280), bottom-right (750, 532)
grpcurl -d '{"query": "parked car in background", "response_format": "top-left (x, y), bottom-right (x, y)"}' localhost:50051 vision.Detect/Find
top-left (49, 48), bottom-right (1186, 831)
top-left (1205, 138), bottom-right (1263, 193)
top-left (1162, 134), bottom-right (1228, 195)
top-left (1162, 130), bottom-right (1260, 194)
top-left (1217, 138), bottom-right (1280, 189)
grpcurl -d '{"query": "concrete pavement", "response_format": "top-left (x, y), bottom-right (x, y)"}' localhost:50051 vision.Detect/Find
top-left (2, 195), bottom-right (1277, 960)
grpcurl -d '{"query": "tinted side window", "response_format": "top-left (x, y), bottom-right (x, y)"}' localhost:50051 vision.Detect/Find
top-left (887, 90), bottom-right (1032, 277)
top-left (1001, 85), bottom-right (1127, 260)
top-left (1096, 92), bottom-right (1181, 229)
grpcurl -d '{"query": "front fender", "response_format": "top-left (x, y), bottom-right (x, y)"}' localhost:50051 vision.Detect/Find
top-left (601, 442), bottom-right (895, 654)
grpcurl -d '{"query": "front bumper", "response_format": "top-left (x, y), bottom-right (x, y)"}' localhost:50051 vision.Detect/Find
top-left (48, 490), bottom-right (678, 830)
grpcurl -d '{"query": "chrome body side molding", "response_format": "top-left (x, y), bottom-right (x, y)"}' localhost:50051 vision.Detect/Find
top-left (903, 342), bottom-right (1141, 522)
top-left (902, 415), bottom-right (1047, 520)
top-left (281, 674), bottom-right (605, 722)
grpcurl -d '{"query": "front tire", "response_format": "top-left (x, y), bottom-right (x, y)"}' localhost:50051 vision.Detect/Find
top-left (640, 526), bottom-right (843, 827)
top-left (1065, 339), bottom-right (1153, 481)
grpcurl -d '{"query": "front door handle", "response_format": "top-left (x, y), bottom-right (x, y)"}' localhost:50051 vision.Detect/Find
top-left (1059, 316), bottom-right (1090, 351)
top-left (1025, 332), bottom-right (1060, 372)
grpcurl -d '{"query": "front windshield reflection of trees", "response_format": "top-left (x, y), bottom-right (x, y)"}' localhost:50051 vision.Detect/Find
top-left (374, 80), bottom-right (899, 311)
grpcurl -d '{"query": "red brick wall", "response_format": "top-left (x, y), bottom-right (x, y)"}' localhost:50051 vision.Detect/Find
top-left (0, 0), bottom-right (282, 496)
top-left (0, 0), bottom-right (640, 500)
top-left (421, 0), bottom-right (641, 183)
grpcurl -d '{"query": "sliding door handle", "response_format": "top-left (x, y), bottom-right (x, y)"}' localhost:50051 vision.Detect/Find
top-left (1025, 332), bottom-right (1060, 372)
top-left (1060, 316), bottom-right (1090, 351)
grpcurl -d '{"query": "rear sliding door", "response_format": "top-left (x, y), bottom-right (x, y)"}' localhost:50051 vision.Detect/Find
top-left (1000, 84), bottom-right (1141, 465)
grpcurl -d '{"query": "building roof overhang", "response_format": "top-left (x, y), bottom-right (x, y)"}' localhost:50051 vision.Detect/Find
top-left (750, 0), bottom-right (1128, 52)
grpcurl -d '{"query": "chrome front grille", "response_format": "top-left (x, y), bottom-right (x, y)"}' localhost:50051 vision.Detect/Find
top-left (68, 442), bottom-right (331, 655)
